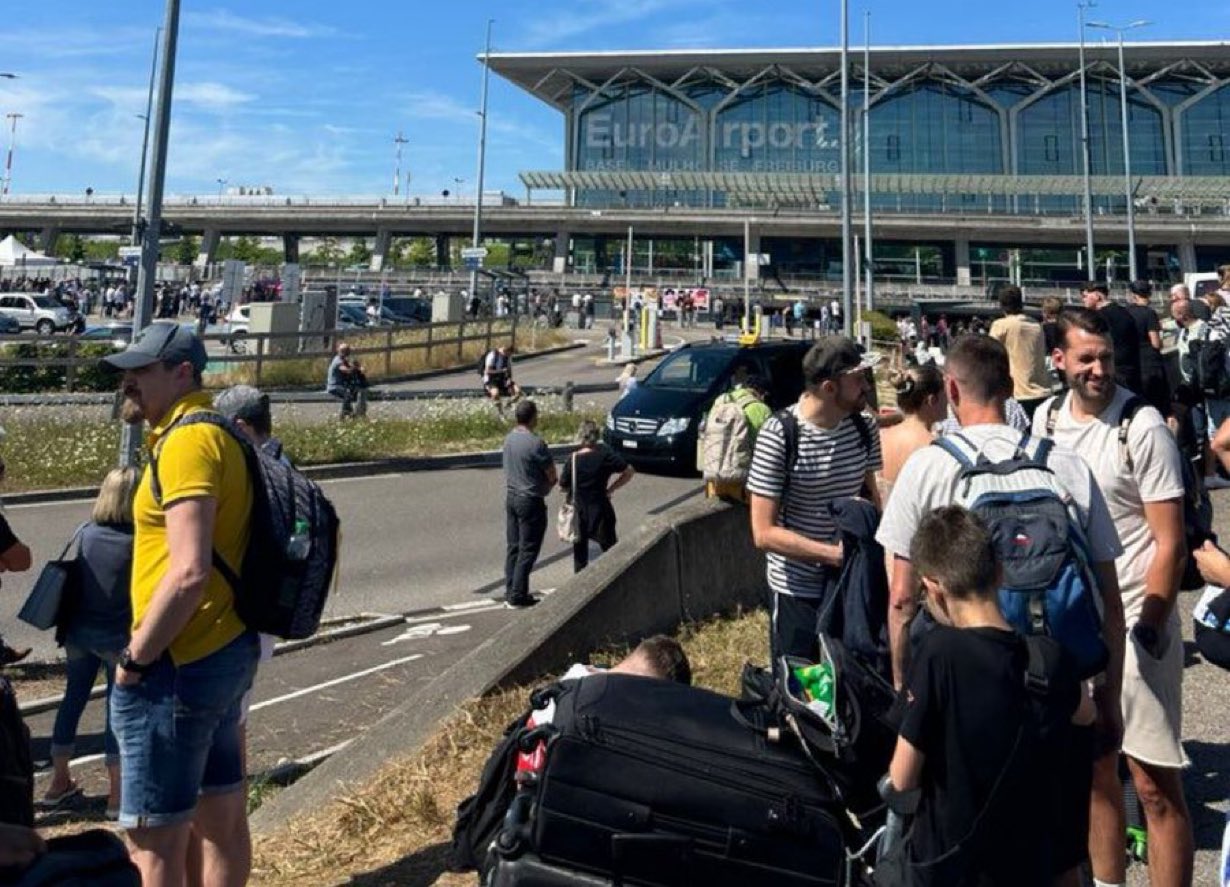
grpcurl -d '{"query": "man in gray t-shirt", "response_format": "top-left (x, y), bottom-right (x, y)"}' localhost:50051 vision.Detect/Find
top-left (502, 399), bottom-right (558, 607)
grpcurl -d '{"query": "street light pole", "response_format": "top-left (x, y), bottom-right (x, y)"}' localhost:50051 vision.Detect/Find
top-left (1076, 2), bottom-right (1096, 280)
top-left (1088, 19), bottom-right (1150, 283)
top-left (468, 19), bottom-right (493, 306)
top-left (862, 10), bottom-right (874, 316)
top-left (133, 26), bottom-right (161, 248)
top-left (2, 113), bottom-right (23, 197)
top-left (393, 130), bottom-right (407, 197)
top-left (839, 0), bottom-right (853, 335)
top-left (120, 0), bottom-right (181, 468)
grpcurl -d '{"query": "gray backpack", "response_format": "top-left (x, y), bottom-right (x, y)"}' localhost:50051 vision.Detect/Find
top-left (698, 390), bottom-right (758, 482)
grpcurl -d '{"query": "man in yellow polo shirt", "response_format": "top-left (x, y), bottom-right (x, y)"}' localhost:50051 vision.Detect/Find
top-left (103, 322), bottom-right (259, 887)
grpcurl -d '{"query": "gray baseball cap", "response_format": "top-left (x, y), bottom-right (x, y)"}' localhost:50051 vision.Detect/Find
top-left (213, 384), bottom-right (269, 423)
top-left (101, 322), bottom-right (208, 372)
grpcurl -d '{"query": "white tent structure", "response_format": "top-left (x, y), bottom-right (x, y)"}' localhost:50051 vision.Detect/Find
top-left (0, 235), bottom-right (59, 268)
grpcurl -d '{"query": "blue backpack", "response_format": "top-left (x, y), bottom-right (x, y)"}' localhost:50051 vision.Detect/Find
top-left (934, 430), bottom-right (1109, 678)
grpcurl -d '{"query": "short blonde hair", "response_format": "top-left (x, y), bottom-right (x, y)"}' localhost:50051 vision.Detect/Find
top-left (92, 466), bottom-right (138, 525)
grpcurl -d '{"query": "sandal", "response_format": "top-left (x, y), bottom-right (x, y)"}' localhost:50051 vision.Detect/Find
top-left (37, 783), bottom-right (81, 808)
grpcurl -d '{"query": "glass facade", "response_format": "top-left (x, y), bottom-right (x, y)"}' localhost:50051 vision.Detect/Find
top-left (563, 60), bottom-right (1228, 209)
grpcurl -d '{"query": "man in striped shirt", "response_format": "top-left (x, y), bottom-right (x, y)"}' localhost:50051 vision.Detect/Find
top-left (748, 337), bottom-right (882, 663)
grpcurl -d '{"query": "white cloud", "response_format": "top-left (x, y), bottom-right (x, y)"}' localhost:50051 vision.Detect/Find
top-left (517, 0), bottom-right (714, 49)
top-left (184, 9), bottom-right (337, 39)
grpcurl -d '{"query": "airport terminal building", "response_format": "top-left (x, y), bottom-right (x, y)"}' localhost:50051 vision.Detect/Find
top-left (490, 42), bottom-right (1230, 285)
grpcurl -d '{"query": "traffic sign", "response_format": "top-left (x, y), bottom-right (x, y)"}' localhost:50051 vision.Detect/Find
top-left (463, 256), bottom-right (482, 271)
top-left (460, 247), bottom-right (489, 259)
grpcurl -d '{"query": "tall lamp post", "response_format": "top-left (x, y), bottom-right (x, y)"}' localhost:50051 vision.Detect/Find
top-left (393, 130), bottom-right (408, 198)
top-left (2, 112), bottom-right (23, 197)
top-left (838, 0), bottom-right (853, 335)
top-left (133, 27), bottom-right (161, 249)
top-left (862, 10), bottom-right (874, 316)
top-left (120, 0), bottom-right (181, 467)
top-left (1076, 2), bottom-right (1096, 279)
top-left (468, 19), bottom-right (494, 305)
top-left (1087, 19), bottom-right (1150, 282)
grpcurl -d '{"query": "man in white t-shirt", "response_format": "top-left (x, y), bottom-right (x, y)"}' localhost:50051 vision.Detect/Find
top-left (747, 337), bottom-right (882, 663)
top-left (1035, 306), bottom-right (1193, 887)
top-left (877, 333), bottom-right (1125, 884)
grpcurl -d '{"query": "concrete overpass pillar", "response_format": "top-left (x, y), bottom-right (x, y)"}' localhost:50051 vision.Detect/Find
top-left (1178, 240), bottom-right (1198, 275)
top-left (39, 226), bottom-right (58, 254)
top-left (955, 238), bottom-right (972, 288)
top-left (435, 234), bottom-right (450, 270)
top-left (553, 230), bottom-right (570, 274)
top-left (370, 229), bottom-right (391, 272)
top-left (283, 234), bottom-right (300, 264)
top-left (195, 229), bottom-right (221, 270)
top-left (702, 240), bottom-right (714, 279)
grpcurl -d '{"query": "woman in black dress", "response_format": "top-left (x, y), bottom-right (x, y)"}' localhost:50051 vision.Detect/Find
top-left (560, 420), bottom-right (636, 572)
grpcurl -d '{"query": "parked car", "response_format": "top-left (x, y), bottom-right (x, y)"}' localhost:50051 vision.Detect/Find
top-left (603, 339), bottom-right (811, 472)
top-left (80, 324), bottom-right (134, 349)
top-left (225, 304), bottom-right (251, 335)
top-left (381, 296), bottom-right (433, 323)
top-left (0, 293), bottom-right (73, 334)
top-left (337, 303), bottom-right (372, 329)
top-left (337, 299), bottom-right (415, 327)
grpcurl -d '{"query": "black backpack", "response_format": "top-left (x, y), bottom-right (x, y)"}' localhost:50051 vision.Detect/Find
top-left (0, 676), bottom-right (33, 828)
top-left (450, 684), bottom-right (563, 874)
top-left (1191, 338), bottom-right (1230, 399)
top-left (151, 411), bottom-right (341, 640)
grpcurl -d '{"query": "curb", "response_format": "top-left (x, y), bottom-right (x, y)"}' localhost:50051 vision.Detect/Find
top-left (2, 443), bottom-right (584, 506)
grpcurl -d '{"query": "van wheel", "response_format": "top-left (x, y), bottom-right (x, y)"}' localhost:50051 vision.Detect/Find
top-left (35, 319), bottom-right (54, 335)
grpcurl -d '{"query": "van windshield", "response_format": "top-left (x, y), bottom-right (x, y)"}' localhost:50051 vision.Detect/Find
top-left (643, 349), bottom-right (728, 391)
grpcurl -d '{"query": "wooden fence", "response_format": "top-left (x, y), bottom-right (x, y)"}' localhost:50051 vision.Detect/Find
top-left (0, 315), bottom-right (519, 392)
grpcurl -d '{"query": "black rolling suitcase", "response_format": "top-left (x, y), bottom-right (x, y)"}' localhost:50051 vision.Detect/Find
top-left (488, 673), bottom-right (852, 887)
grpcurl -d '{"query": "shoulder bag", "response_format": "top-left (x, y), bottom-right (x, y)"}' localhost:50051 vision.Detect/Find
top-left (556, 452), bottom-right (580, 544)
top-left (17, 523), bottom-right (87, 631)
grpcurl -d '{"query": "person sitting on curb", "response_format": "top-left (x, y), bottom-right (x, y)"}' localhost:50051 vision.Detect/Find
top-left (0, 456), bottom-right (33, 665)
top-left (326, 342), bottom-right (367, 418)
top-left (483, 345), bottom-right (522, 413)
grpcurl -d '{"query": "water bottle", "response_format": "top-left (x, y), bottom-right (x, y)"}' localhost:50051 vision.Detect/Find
top-left (286, 518), bottom-right (311, 561)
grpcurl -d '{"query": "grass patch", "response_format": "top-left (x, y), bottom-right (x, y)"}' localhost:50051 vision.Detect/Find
top-left (249, 608), bottom-right (769, 886)
top-left (0, 399), bottom-right (604, 493)
top-left (209, 323), bottom-right (570, 389)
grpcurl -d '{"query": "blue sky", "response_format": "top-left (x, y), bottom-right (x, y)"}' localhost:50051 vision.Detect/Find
top-left (0, 1), bottom-right (1222, 199)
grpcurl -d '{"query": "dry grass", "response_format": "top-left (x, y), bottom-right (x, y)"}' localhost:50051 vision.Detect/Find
top-left (208, 323), bottom-right (570, 389)
top-left (249, 608), bottom-right (770, 886)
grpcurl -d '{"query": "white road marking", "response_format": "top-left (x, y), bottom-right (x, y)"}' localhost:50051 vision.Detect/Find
top-left (382, 622), bottom-right (473, 645)
top-left (443, 599), bottom-right (497, 612)
top-left (249, 654), bottom-right (423, 712)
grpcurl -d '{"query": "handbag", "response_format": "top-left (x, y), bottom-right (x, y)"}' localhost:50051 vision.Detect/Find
top-left (17, 524), bottom-right (86, 631)
top-left (556, 452), bottom-right (579, 544)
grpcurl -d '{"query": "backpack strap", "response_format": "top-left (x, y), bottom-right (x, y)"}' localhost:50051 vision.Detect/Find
top-left (1117, 396), bottom-right (1145, 473)
top-left (147, 409), bottom-right (253, 594)
top-left (1043, 392), bottom-right (1068, 439)
top-left (1022, 635), bottom-right (1051, 696)
top-left (775, 408), bottom-right (800, 507)
top-left (931, 432), bottom-right (976, 469)
top-left (851, 411), bottom-right (872, 457)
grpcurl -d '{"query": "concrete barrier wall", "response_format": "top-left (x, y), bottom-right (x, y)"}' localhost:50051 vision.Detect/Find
top-left (252, 496), bottom-right (767, 834)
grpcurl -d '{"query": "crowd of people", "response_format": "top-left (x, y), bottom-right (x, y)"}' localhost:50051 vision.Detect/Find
top-left (735, 269), bottom-right (1230, 886)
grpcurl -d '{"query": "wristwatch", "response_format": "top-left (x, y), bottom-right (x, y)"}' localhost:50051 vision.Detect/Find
top-left (118, 648), bottom-right (155, 674)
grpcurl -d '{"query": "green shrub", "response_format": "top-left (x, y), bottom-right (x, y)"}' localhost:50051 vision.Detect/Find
top-left (861, 310), bottom-right (897, 342)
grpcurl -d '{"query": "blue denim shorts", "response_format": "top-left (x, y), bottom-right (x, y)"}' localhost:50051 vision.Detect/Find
top-left (110, 630), bottom-right (258, 828)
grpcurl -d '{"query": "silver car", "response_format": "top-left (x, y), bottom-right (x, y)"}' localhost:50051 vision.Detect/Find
top-left (0, 293), bottom-right (72, 334)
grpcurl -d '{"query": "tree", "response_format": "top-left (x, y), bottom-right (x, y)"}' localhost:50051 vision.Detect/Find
top-left (305, 237), bottom-right (343, 267)
top-left (407, 237), bottom-right (435, 268)
top-left (53, 234), bottom-right (87, 263)
top-left (83, 240), bottom-right (120, 261)
top-left (175, 235), bottom-right (199, 266)
top-left (345, 238), bottom-right (372, 268)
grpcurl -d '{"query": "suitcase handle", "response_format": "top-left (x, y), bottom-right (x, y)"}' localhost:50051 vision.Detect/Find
top-left (610, 833), bottom-right (693, 875)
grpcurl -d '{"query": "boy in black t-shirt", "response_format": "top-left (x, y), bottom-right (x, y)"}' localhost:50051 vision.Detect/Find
top-left (884, 506), bottom-right (1093, 886)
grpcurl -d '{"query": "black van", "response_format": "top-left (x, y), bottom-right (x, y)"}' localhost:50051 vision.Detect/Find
top-left (603, 339), bottom-right (811, 472)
